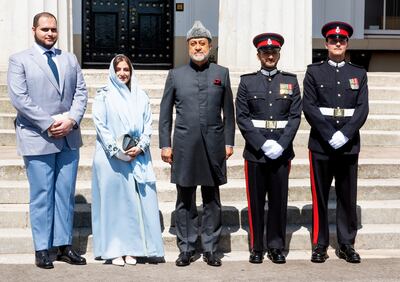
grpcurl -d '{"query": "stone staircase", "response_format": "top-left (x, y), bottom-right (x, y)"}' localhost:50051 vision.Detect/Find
top-left (0, 69), bottom-right (400, 258)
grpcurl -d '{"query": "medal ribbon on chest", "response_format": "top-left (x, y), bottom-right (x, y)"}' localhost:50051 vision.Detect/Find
top-left (280, 83), bottom-right (293, 95)
top-left (349, 78), bottom-right (359, 90)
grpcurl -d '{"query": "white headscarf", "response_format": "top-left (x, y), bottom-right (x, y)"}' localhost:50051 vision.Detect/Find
top-left (106, 55), bottom-right (147, 138)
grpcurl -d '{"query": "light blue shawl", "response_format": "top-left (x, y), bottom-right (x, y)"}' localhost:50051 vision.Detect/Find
top-left (102, 57), bottom-right (155, 183)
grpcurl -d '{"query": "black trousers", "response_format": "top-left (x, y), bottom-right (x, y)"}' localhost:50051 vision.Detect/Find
top-left (175, 185), bottom-right (221, 253)
top-left (309, 151), bottom-right (358, 247)
top-left (245, 160), bottom-right (289, 251)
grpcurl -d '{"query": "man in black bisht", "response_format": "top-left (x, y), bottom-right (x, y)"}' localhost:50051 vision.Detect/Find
top-left (159, 21), bottom-right (235, 267)
top-left (303, 21), bottom-right (369, 263)
top-left (235, 33), bottom-right (301, 264)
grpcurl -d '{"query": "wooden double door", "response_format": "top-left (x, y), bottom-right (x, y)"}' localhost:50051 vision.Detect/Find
top-left (82, 0), bottom-right (173, 69)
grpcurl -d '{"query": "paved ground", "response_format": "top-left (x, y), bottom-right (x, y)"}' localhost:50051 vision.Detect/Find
top-left (1, 258), bottom-right (400, 282)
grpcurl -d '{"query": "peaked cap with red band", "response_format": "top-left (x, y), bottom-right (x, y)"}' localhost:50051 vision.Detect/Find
top-left (253, 33), bottom-right (284, 50)
top-left (321, 21), bottom-right (353, 39)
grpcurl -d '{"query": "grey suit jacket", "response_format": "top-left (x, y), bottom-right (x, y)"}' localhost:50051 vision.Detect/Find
top-left (7, 47), bottom-right (88, 156)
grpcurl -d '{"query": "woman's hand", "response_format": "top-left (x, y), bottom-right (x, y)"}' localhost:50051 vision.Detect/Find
top-left (125, 146), bottom-right (143, 158)
top-left (115, 150), bottom-right (133, 162)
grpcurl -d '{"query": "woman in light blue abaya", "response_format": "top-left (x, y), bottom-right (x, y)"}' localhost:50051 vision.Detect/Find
top-left (91, 54), bottom-right (164, 266)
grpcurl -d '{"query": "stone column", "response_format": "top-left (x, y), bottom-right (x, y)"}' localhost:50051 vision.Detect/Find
top-left (0, 0), bottom-right (72, 68)
top-left (217, 0), bottom-right (312, 72)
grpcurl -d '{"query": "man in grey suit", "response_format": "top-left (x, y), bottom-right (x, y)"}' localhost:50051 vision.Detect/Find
top-left (7, 12), bottom-right (88, 269)
top-left (159, 21), bottom-right (235, 267)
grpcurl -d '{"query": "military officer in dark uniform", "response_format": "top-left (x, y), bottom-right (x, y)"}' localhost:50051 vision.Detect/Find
top-left (159, 21), bottom-right (235, 267)
top-left (303, 21), bottom-right (369, 263)
top-left (235, 33), bottom-right (302, 264)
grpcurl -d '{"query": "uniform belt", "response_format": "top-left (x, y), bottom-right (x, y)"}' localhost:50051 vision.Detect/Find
top-left (251, 119), bottom-right (288, 129)
top-left (319, 107), bottom-right (355, 117)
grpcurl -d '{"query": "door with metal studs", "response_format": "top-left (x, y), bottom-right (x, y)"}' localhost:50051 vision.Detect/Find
top-left (82, 0), bottom-right (174, 69)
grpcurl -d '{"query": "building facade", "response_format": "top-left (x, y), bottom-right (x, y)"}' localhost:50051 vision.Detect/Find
top-left (0, 0), bottom-right (399, 71)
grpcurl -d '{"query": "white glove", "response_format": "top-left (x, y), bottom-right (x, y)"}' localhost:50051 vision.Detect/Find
top-left (115, 150), bottom-right (133, 162)
top-left (264, 141), bottom-right (284, 160)
top-left (328, 131), bottom-right (349, 149)
top-left (261, 140), bottom-right (276, 154)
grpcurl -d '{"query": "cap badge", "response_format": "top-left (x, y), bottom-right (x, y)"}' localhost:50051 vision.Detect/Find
top-left (267, 38), bottom-right (272, 45)
top-left (336, 26), bottom-right (340, 33)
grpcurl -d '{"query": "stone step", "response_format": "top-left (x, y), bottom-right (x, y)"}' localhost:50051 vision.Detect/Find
top-left (1, 178), bottom-right (399, 204)
top-left (1, 112), bottom-right (399, 132)
top-left (0, 83), bottom-right (166, 99)
top-left (1, 223), bottom-right (400, 254)
top-left (0, 97), bottom-right (164, 115)
top-left (2, 97), bottom-right (400, 118)
top-left (365, 73), bottom-right (400, 87)
top-left (81, 69), bottom-right (170, 85)
top-left (367, 100), bottom-right (400, 115)
top-left (0, 129), bottom-right (399, 147)
top-left (0, 70), bottom-right (271, 87)
top-left (2, 70), bottom-right (400, 85)
top-left (0, 69), bottom-right (169, 86)
top-left (2, 200), bottom-right (399, 229)
top-left (1, 158), bottom-right (399, 181)
top-left (3, 70), bottom-right (399, 85)
top-left (2, 84), bottom-right (400, 101)
top-left (79, 72), bottom-right (400, 88)
top-left (1, 113), bottom-right (399, 131)
top-left (1, 145), bottom-right (398, 162)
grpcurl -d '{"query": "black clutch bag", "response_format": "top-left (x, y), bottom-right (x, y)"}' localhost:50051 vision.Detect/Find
top-left (121, 134), bottom-right (139, 151)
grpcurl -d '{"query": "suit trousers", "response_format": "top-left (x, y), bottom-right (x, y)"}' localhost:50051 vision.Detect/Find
top-left (309, 151), bottom-right (358, 247)
top-left (245, 160), bottom-right (289, 251)
top-left (175, 185), bottom-right (222, 253)
top-left (23, 139), bottom-right (79, 251)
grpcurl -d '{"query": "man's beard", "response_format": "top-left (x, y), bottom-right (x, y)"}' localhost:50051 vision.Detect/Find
top-left (190, 51), bottom-right (210, 63)
top-left (34, 33), bottom-right (57, 49)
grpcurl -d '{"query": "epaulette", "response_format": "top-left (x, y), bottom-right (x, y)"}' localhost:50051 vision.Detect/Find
top-left (240, 72), bottom-right (257, 77)
top-left (280, 71), bottom-right (297, 77)
top-left (348, 62), bottom-right (364, 69)
top-left (307, 61), bottom-right (324, 67)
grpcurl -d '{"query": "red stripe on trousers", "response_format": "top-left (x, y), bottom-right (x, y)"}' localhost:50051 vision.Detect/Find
top-left (244, 160), bottom-right (254, 249)
top-left (309, 151), bottom-right (319, 245)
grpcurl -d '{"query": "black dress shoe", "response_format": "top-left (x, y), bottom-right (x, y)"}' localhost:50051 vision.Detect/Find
top-left (57, 245), bottom-right (86, 265)
top-left (338, 245), bottom-right (361, 263)
top-left (203, 252), bottom-right (222, 267)
top-left (311, 245), bottom-right (328, 263)
top-left (249, 250), bottom-right (263, 264)
top-left (35, 250), bottom-right (54, 269)
top-left (267, 248), bottom-right (286, 264)
top-left (175, 251), bottom-right (195, 267)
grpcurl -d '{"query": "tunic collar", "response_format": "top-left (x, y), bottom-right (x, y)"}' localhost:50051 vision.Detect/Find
top-left (328, 60), bottom-right (345, 68)
top-left (260, 68), bottom-right (278, 77)
top-left (190, 60), bottom-right (210, 71)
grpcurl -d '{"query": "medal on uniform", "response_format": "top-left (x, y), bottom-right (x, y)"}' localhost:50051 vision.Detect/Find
top-left (280, 83), bottom-right (293, 95)
top-left (349, 78), bottom-right (359, 90)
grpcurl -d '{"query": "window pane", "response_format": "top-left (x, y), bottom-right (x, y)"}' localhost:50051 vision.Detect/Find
top-left (386, 0), bottom-right (400, 29)
top-left (365, 0), bottom-right (384, 29)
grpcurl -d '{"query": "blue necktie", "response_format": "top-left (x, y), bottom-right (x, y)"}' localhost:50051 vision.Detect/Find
top-left (44, 51), bottom-right (59, 85)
